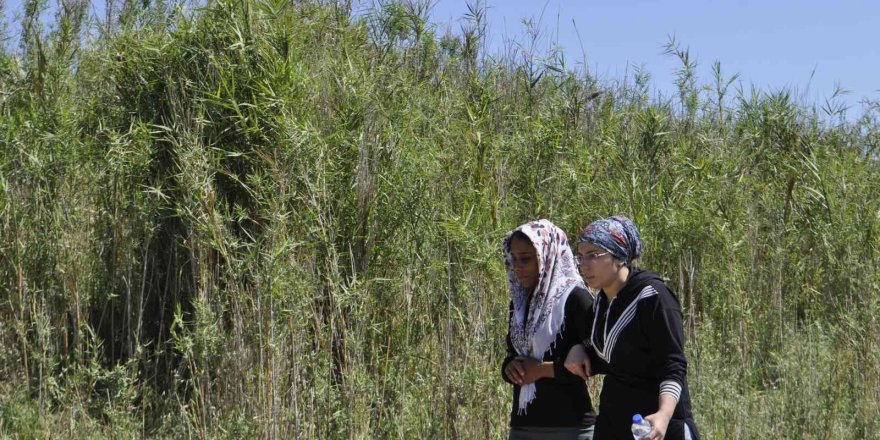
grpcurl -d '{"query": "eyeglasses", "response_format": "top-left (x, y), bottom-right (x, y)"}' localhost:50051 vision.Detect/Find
top-left (575, 251), bottom-right (610, 265)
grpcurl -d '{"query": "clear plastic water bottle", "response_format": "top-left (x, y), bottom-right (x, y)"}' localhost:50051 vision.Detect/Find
top-left (631, 413), bottom-right (652, 439)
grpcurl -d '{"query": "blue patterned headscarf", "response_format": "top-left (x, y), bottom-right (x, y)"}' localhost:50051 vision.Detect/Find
top-left (578, 215), bottom-right (644, 266)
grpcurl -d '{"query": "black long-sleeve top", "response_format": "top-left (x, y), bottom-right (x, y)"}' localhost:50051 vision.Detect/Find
top-left (500, 286), bottom-right (597, 428)
top-left (586, 269), bottom-right (700, 440)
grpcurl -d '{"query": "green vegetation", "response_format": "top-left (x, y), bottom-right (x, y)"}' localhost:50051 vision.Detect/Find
top-left (1, 1), bottom-right (879, 438)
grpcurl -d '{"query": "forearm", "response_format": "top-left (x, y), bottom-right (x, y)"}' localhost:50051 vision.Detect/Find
top-left (657, 393), bottom-right (678, 418)
top-left (526, 359), bottom-right (556, 381)
top-left (537, 361), bottom-right (555, 379)
top-left (645, 292), bottom-right (688, 399)
top-left (585, 344), bottom-right (608, 375)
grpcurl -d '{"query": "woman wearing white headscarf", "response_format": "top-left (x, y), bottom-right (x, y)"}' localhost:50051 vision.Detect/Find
top-left (501, 219), bottom-right (597, 440)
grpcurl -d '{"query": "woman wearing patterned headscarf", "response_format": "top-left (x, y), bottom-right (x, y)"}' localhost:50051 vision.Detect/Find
top-left (500, 219), bottom-right (597, 440)
top-left (564, 216), bottom-right (700, 440)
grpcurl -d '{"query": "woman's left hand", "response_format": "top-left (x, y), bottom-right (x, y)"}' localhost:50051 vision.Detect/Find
top-left (564, 344), bottom-right (591, 380)
top-left (643, 412), bottom-right (671, 440)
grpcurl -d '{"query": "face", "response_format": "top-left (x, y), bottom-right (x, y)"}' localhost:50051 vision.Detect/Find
top-left (577, 242), bottom-right (621, 290)
top-left (509, 237), bottom-right (539, 290)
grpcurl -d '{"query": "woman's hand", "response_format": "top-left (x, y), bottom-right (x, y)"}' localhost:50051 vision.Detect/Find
top-left (564, 344), bottom-right (591, 380)
top-left (643, 411), bottom-right (671, 440)
top-left (504, 358), bottom-right (526, 385)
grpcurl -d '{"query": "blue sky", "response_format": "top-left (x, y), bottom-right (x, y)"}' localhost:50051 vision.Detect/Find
top-left (4, 0), bottom-right (877, 117)
top-left (425, 0), bottom-right (879, 118)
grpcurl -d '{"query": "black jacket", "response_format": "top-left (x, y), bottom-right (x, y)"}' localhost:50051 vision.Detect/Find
top-left (587, 269), bottom-right (700, 440)
top-left (501, 286), bottom-right (597, 427)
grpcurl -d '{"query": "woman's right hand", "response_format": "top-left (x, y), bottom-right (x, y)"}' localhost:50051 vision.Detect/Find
top-left (564, 344), bottom-right (591, 380)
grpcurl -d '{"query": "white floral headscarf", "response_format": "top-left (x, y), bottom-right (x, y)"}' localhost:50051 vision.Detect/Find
top-left (503, 219), bottom-right (585, 413)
